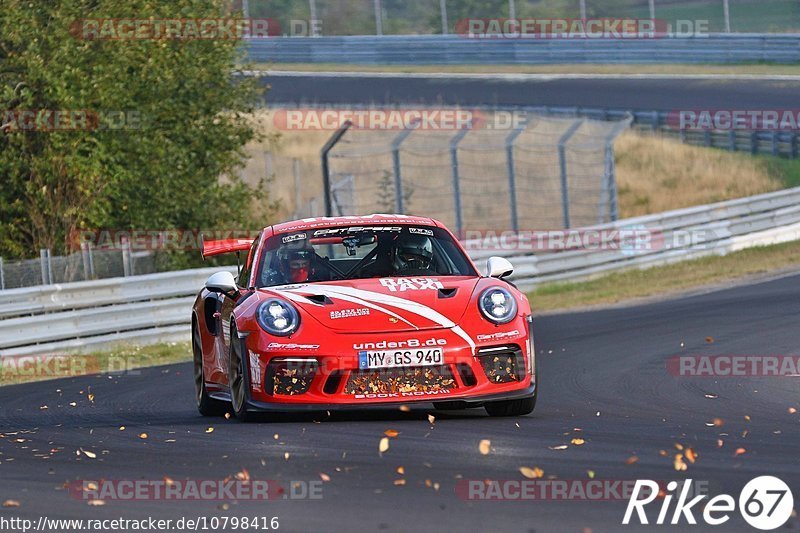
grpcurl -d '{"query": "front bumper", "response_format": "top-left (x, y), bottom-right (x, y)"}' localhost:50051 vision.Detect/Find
top-left (240, 324), bottom-right (535, 409)
top-left (244, 383), bottom-right (536, 413)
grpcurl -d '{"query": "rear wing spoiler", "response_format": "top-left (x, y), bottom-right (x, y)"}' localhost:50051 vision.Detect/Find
top-left (201, 238), bottom-right (254, 259)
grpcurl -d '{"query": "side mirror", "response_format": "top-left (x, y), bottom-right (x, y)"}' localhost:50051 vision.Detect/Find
top-left (486, 256), bottom-right (514, 279)
top-left (205, 271), bottom-right (237, 295)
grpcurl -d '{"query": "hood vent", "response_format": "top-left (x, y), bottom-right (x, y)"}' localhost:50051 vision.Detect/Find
top-left (304, 294), bottom-right (333, 305)
top-left (438, 288), bottom-right (458, 299)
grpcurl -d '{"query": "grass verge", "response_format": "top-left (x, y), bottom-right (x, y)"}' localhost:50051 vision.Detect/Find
top-left (254, 63), bottom-right (800, 77)
top-left (0, 342), bottom-right (190, 387)
top-left (529, 239), bottom-right (800, 312)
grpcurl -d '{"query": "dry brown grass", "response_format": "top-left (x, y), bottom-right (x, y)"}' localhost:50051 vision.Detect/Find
top-left (614, 131), bottom-right (783, 217)
top-left (241, 111), bottom-right (786, 222)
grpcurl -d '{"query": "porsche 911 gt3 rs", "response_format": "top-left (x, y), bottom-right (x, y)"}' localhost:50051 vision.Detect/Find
top-left (192, 214), bottom-right (536, 421)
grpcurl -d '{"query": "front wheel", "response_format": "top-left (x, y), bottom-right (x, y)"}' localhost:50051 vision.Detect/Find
top-left (484, 391), bottom-right (537, 417)
top-left (229, 325), bottom-right (255, 422)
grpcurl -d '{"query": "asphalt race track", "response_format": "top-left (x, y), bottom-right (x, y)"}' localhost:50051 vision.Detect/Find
top-left (1, 273), bottom-right (799, 532)
top-left (259, 72), bottom-right (800, 110)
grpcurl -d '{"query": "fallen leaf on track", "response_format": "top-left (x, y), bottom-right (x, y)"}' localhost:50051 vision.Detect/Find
top-left (685, 448), bottom-right (697, 464)
top-left (87, 500), bottom-right (105, 506)
top-left (734, 447), bottom-right (746, 457)
top-left (625, 456), bottom-right (639, 465)
top-left (379, 437), bottom-right (390, 454)
top-left (81, 449), bottom-right (96, 459)
top-left (393, 479), bottom-right (406, 486)
top-left (549, 445), bottom-right (568, 451)
top-left (789, 407), bottom-right (797, 414)
top-left (479, 439), bottom-right (491, 455)
top-left (2, 500), bottom-right (20, 508)
top-left (427, 414), bottom-right (435, 425)
top-left (571, 438), bottom-right (585, 446)
top-left (384, 429), bottom-right (399, 438)
top-left (205, 427), bottom-right (214, 434)
top-left (673, 454), bottom-right (687, 471)
top-left (138, 433), bottom-right (148, 440)
top-left (519, 466), bottom-right (544, 479)
top-left (319, 473), bottom-right (331, 482)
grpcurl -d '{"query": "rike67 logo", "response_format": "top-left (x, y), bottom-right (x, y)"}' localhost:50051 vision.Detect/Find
top-left (624, 476), bottom-right (794, 530)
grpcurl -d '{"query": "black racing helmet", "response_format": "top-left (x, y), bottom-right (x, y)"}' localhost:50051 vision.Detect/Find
top-left (392, 233), bottom-right (434, 272)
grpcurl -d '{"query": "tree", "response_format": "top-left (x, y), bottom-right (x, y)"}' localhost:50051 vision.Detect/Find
top-left (0, 0), bottom-right (269, 261)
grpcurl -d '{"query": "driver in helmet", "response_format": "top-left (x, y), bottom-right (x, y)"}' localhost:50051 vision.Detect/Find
top-left (391, 233), bottom-right (435, 275)
top-left (278, 246), bottom-right (313, 284)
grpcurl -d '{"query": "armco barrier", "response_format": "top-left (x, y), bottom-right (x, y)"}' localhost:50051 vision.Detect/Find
top-left (246, 34), bottom-right (800, 65)
top-left (2, 187), bottom-right (800, 356)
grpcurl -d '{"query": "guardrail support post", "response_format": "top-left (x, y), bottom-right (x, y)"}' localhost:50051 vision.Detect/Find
top-left (320, 120), bottom-right (353, 217)
top-left (772, 131), bottom-right (780, 156)
top-left (728, 130), bottom-right (737, 152)
top-left (558, 120), bottom-right (584, 229)
top-left (40, 249), bottom-right (52, 285)
top-left (505, 121), bottom-right (528, 233)
top-left (791, 134), bottom-right (798, 159)
top-left (449, 126), bottom-right (471, 238)
top-left (390, 120), bottom-right (418, 214)
top-left (0, 257), bottom-right (4, 290)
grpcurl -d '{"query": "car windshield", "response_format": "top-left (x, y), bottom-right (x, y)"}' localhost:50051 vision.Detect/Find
top-left (255, 225), bottom-right (476, 288)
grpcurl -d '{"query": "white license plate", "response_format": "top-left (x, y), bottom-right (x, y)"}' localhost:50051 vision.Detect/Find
top-left (358, 348), bottom-right (444, 370)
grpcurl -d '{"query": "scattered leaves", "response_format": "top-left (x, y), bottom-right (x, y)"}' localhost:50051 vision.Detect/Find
top-left (379, 437), bottom-right (390, 454)
top-left (138, 433), bottom-right (148, 440)
top-left (384, 429), bottom-right (399, 438)
top-left (87, 500), bottom-right (105, 506)
top-left (81, 449), bottom-right (97, 459)
top-left (587, 470), bottom-right (596, 479)
top-left (319, 473), bottom-right (331, 482)
top-left (393, 479), bottom-right (406, 486)
top-left (625, 456), bottom-right (639, 465)
top-left (398, 405), bottom-right (410, 412)
top-left (2, 500), bottom-right (20, 508)
top-left (705, 336), bottom-right (714, 343)
top-left (205, 427), bottom-right (214, 434)
top-left (734, 447), bottom-right (746, 457)
top-left (235, 469), bottom-right (250, 482)
top-left (673, 454), bottom-right (687, 471)
top-left (571, 438), bottom-right (586, 446)
top-left (789, 407), bottom-right (797, 414)
top-left (427, 414), bottom-right (435, 425)
top-left (549, 445), bottom-right (568, 451)
top-left (396, 466), bottom-right (405, 475)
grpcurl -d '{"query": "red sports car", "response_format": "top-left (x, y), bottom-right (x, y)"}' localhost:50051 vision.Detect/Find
top-left (192, 214), bottom-right (536, 421)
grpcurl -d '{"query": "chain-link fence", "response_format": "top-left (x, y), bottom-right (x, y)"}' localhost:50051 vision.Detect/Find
top-left (0, 246), bottom-right (156, 290)
top-left (245, 0), bottom-right (800, 36)
top-left (319, 113), bottom-right (631, 234)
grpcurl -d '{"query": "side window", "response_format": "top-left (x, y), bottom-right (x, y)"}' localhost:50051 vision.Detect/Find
top-left (237, 235), bottom-right (260, 289)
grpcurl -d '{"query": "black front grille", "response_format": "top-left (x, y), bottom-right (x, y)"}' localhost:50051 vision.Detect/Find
top-left (477, 345), bottom-right (525, 383)
top-left (344, 365), bottom-right (457, 395)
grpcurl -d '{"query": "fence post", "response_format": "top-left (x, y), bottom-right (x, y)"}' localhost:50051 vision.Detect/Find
top-left (374, 0), bottom-right (383, 36)
top-left (439, 0), bottom-right (448, 34)
top-left (598, 116), bottom-right (633, 224)
top-left (81, 242), bottom-right (94, 280)
top-left (558, 119), bottom-right (584, 229)
top-left (772, 131), bottom-right (780, 156)
top-left (320, 120), bottom-right (353, 217)
top-left (0, 256), bottom-right (4, 290)
top-left (390, 120), bottom-right (418, 214)
top-left (40, 249), bottom-right (52, 285)
top-left (728, 130), bottom-right (736, 152)
top-left (449, 126), bottom-right (471, 238)
top-left (505, 122), bottom-right (528, 233)
top-left (121, 238), bottom-right (132, 277)
top-left (791, 133), bottom-right (798, 159)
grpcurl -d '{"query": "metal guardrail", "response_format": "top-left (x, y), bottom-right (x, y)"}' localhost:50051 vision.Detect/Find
top-left (247, 34), bottom-right (800, 65)
top-left (2, 186), bottom-right (800, 356)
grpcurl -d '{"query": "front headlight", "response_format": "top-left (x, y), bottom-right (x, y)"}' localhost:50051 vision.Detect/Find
top-left (257, 299), bottom-right (300, 336)
top-left (478, 287), bottom-right (518, 324)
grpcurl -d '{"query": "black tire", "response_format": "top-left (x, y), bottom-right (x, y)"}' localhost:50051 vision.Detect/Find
top-left (229, 324), bottom-right (255, 422)
top-left (484, 392), bottom-right (537, 417)
top-left (193, 324), bottom-right (228, 417)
